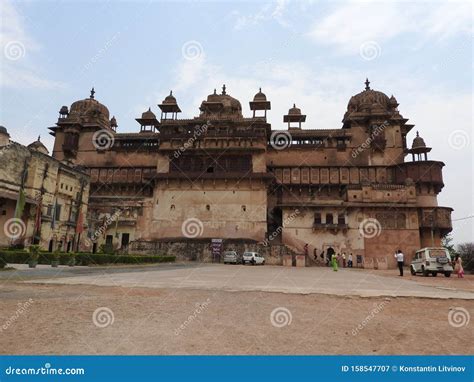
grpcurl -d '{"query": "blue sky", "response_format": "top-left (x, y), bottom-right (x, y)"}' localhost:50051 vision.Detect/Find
top-left (0, 0), bottom-right (472, 243)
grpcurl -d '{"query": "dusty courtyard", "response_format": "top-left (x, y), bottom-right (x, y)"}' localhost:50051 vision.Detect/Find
top-left (0, 263), bottom-right (472, 355)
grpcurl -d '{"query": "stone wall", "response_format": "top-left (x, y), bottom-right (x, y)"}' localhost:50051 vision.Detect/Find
top-left (129, 239), bottom-right (298, 265)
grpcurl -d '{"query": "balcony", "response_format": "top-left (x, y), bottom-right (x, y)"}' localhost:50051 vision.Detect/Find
top-left (313, 222), bottom-right (348, 234)
top-left (419, 207), bottom-right (453, 233)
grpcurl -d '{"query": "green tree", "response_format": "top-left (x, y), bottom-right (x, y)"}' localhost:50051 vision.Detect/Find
top-left (441, 233), bottom-right (457, 258)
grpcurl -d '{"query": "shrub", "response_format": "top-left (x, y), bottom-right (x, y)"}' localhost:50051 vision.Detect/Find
top-left (0, 252), bottom-right (6, 268)
top-left (0, 250), bottom-right (175, 267)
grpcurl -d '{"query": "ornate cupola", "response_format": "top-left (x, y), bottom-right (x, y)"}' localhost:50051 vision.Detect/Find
top-left (407, 131), bottom-right (431, 161)
top-left (284, 104), bottom-right (306, 129)
top-left (59, 106), bottom-right (69, 119)
top-left (109, 116), bottom-right (118, 131)
top-left (135, 107), bottom-right (159, 133)
top-left (158, 91), bottom-right (181, 121)
top-left (249, 88), bottom-right (271, 119)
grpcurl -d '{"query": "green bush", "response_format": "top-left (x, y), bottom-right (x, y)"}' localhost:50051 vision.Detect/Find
top-left (0, 250), bottom-right (175, 266)
top-left (0, 252), bottom-right (6, 268)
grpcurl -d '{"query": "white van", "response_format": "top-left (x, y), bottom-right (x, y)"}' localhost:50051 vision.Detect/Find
top-left (410, 247), bottom-right (453, 277)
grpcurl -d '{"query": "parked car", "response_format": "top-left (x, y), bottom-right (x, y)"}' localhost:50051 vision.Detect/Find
top-left (242, 252), bottom-right (265, 265)
top-left (410, 247), bottom-right (453, 277)
top-left (223, 251), bottom-right (242, 264)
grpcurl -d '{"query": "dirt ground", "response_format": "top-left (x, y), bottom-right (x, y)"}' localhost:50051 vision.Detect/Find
top-left (0, 281), bottom-right (472, 355)
top-left (359, 268), bottom-right (474, 292)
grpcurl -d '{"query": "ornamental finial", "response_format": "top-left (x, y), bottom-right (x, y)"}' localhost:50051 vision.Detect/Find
top-left (364, 78), bottom-right (370, 91)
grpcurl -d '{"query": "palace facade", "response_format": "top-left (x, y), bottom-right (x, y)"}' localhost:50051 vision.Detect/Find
top-left (44, 80), bottom-right (452, 268)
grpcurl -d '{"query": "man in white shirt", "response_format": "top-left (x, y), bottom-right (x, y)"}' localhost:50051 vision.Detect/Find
top-left (394, 250), bottom-right (404, 276)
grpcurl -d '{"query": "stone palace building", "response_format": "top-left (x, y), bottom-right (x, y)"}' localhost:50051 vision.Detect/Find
top-left (1, 80), bottom-right (453, 268)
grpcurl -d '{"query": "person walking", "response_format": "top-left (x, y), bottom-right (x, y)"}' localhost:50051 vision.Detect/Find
top-left (342, 253), bottom-right (347, 268)
top-left (454, 255), bottom-right (464, 278)
top-left (331, 252), bottom-right (338, 272)
top-left (348, 253), bottom-right (353, 268)
top-left (394, 250), bottom-right (404, 276)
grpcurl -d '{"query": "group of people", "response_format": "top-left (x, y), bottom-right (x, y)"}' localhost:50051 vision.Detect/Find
top-left (394, 249), bottom-right (465, 278)
top-left (320, 251), bottom-right (353, 271)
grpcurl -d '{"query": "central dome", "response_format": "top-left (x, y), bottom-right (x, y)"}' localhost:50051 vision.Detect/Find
top-left (200, 85), bottom-right (242, 118)
top-left (343, 79), bottom-right (399, 126)
top-left (67, 88), bottom-right (110, 127)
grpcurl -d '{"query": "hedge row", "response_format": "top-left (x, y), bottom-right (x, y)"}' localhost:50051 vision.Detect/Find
top-left (0, 250), bottom-right (175, 267)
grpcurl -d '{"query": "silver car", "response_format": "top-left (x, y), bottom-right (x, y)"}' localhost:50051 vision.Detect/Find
top-left (410, 247), bottom-right (453, 277)
top-left (223, 251), bottom-right (242, 264)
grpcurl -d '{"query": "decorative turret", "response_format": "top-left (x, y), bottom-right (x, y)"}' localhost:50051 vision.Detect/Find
top-left (158, 91), bottom-right (181, 121)
top-left (59, 106), bottom-right (69, 119)
top-left (110, 116), bottom-right (118, 131)
top-left (249, 88), bottom-right (271, 119)
top-left (284, 104), bottom-right (306, 129)
top-left (135, 107), bottom-right (159, 133)
top-left (407, 131), bottom-right (431, 161)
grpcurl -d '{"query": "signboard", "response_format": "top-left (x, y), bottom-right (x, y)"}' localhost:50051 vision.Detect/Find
top-left (211, 239), bottom-right (223, 263)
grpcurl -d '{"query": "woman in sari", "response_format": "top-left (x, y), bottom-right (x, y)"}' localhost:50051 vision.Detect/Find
top-left (331, 253), bottom-right (338, 272)
top-left (454, 255), bottom-right (464, 278)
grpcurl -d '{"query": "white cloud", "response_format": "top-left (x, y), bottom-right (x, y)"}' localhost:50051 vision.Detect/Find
top-left (233, 0), bottom-right (290, 30)
top-left (0, 0), bottom-right (63, 89)
top-left (308, 1), bottom-right (473, 54)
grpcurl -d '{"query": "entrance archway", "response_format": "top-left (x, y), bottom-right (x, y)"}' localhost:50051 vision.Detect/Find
top-left (326, 247), bottom-right (335, 262)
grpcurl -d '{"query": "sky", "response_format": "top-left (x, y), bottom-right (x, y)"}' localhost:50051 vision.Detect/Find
top-left (0, 0), bottom-right (472, 244)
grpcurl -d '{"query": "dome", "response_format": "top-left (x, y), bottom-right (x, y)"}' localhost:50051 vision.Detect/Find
top-left (200, 85), bottom-right (242, 117)
top-left (141, 107), bottom-right (156, 119)
top-left (0, 125), bottom-right (8, 135)
top-left (412, 131), bottom-right (426, 149)
top-left (253, 88), bottom-right (267, 101)
top-left (28, 136), bottom-right (49, 155)
top-left (288, 104), bottom-right (301, 115)
top-left (162, 91), bottom-right (177, 104)
top-left (346, 79), bottom-right (393, 114)
top-left (66, 88), bottom-right (110, 127)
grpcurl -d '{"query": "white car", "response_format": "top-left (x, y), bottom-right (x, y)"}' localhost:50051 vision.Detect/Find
top-left (242, 252), bottom-right (265, 265)
top-left (410, 247), bottom-right (453, 277)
